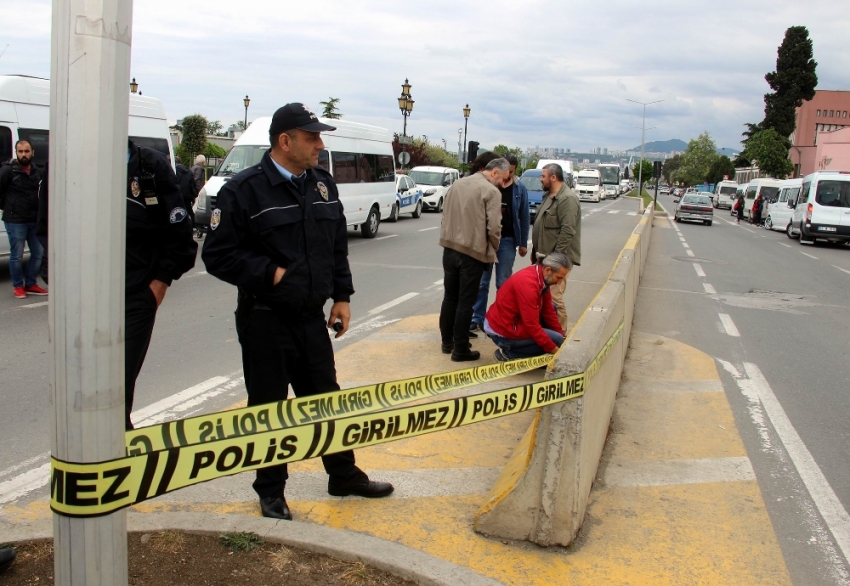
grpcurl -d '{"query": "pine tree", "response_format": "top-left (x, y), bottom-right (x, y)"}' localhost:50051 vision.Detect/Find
top-left (761, 26), bottom-right (818, 141)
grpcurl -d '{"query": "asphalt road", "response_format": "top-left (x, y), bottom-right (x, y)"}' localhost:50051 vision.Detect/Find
top-left (0, 195), bottom-right (643, 510)
top-left (637, 193), bottom-right (850, 585)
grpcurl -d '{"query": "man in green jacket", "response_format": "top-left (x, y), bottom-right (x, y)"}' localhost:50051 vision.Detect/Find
top-left (531, 163), bottom-right (581, 331)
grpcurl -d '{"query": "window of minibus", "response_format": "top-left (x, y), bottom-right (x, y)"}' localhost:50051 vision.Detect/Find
top-left (745, 185), bottom-right (757, 199)
top-left (17, 128), bottom-right (49, 167)
top-left (332, 152), bottom-right (358, 183)
top-left (130, 136), bottom-right (170, 160)
top-left (217, 145), bottom-right (268, 176)
top-left (717, 185), bottom-right (737, 196)
top-left (815, 180), bottom-right (850, 208)
top-left (0, 126), bottom-right (11, 163)
top-left (318, 150), bottom-right (329, 171)
top-left (758, 186), bottom-right (780, 202)
top-left (577, 176), bottom-right (599, 186)
top-left (798, 182), bottom-right (811, 206)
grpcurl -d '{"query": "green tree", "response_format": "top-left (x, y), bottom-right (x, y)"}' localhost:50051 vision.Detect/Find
top-left (203, 142), bottom-right (228, 159)
top-left (181, 114), bottom-right (208, 161)
top-left (678, 132), bottom-right (718, 185)
top-left (206, 120), bottom-right (224, 136)
top-left (632, 159), bottom-right (654, 184)
top-left (492, 144), bottom-right (523, 160)
top-left (746, 129), bottom-right (794, 179)
top-left (762, 26), bottom-right (818, 141)
top-left (235, 120), bottom-right (247, 131)
top-left (662, 153), bottom-right (682, 184)
top-left (733, 152), bottom-right (751, 168)
top-left (319, 97), bottom-right (342, 119)
top-left (706, 155), bottom-right (736, 184)
top-left (422, 140), bottom-right (461, 170)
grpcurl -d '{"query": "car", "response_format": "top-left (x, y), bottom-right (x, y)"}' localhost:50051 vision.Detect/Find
top-left (520, 169), bottom-right (545, 220)
top-left (673, 193), bottom-right (714, 225)
top-left (603, 184), bottom-right (618, 199)
top-left (408, 166), bottom-right (459, 212)
top-left (764, 178), bottom-right (801, 232)
top-left (787, 170), bottom-right (850, 244)
top-left (659, 186), bottom-right (671, 195)
top-left (388, 174), bottom-right (423, 221)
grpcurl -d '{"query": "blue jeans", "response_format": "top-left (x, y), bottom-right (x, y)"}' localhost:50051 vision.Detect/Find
top-left (488, 328), bottom-right (565, 359)
top-left (472, 236), bottom-right (516, 325)
top-left (5, 222), bottom-right (43, 288)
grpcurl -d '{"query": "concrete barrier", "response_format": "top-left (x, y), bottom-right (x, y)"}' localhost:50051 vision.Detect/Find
top-left (474, 205), bottom-right (655, 547)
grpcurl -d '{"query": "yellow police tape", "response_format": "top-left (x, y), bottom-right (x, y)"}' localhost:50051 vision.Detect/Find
top-left (50, 321), bottom-right (623, 518)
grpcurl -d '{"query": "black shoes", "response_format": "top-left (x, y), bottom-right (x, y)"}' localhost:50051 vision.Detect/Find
top-left (493, 348), bottom-right (509, 362)
top-left (328, 477), bottom-right (395, 498)
top-left (452, 349), bottom-right (480, 362)
top-left (259, 495), bottom-right (292, 520)
top-left (468, 330), bottom-right (478, 339)
top-left (441, 343), bottom-right (453, 354)
top-left (0, 547), bottom-right (16, 574)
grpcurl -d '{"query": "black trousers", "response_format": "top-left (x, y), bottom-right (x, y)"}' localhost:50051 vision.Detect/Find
top-left (439, 248), bottom-right (487, 351)
top-left (236, 302), bottom-right (365, 499)
top-left (125, 287), bottom-right (158, 430)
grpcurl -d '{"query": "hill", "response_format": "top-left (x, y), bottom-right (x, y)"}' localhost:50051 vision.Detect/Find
top-left (631, 139), bottom-right (687, 153)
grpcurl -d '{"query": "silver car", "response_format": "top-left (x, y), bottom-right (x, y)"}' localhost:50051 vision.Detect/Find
top-left (673, 193), bottom-right (714, 226)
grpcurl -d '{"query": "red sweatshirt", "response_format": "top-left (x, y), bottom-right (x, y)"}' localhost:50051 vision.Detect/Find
top-left (485, 264), bottom-right (565, 353)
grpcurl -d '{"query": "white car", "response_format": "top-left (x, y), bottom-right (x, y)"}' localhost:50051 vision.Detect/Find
top-left (764, 178), bottom-right (801, 232)
top-left (388, 174), bottom-right (423, 221)
top-left (408, 166), bottom-right (459, 212)
top-left (603, 184), bottom-right (618, 199)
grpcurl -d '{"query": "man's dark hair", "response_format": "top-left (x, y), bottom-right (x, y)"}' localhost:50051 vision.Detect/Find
top-left (174, 155), bottom-right (182, 165)
top-left (14, 140), bottom-right (32, 151)
top-left (543, 163), bottom-right (564, 182)
top-left (506, 154), bottom-right (518, 167)
top-left (470, 152), bottom-right (499, 173)
top-left (269, 129), bottom-right (298, 149)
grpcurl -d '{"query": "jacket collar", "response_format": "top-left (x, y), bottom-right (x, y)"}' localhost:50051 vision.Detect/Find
top-left (261, 151), bottom-right (315, 188)
top-left (546, 183), bottom-right (567, 200)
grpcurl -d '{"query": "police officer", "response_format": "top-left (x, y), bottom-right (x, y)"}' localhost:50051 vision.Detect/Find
top-left (202, 103), bottom-right (394, 520)
top-left (37, 141), bottom-right (197, 430)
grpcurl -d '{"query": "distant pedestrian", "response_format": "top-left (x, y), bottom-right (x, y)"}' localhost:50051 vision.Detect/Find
top-left (190, 154), bottom-right (206, 192)
top-left (485, 252), bottom-right (569, 361)
top-left (531, 163), bottom-right (581, 332)
top-left (439, 157), bottom-right (511, 361)
top-left (174, 155), bottom-right (200, 224)
top-left (751, 194), bottom-right (763, 225)
top-left (0, 140), bottom-right (47, 299)
top-left (734, 194), bottom-right (745, 224)
top-left (471, 154), bottom-right (530, 332)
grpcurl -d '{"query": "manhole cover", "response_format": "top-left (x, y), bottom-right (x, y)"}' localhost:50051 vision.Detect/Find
top-left (671, 256), bottom-right (721, 264)
top-left (718, 289), bottom-right (816, 314)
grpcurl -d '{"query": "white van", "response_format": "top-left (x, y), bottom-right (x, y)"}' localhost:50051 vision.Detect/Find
top-left (713, 180), bottom-right (738, 209)
top-left (743, 178), bottom-right (782, 221)
top-left (576, 169), bottom-right (603, 202)
top-left (0, 74), bottom-right (173, 257)
top-left (788, 171), bottom-right (850, 244)
top-left (764, 178), bottom-right (801, 232)
top-left (407, 166), bottom-right (459, 213)
top-left (196, 116), bottom-right (396, 238)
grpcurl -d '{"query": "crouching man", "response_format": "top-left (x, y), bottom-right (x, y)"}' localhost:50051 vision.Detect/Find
top-left (484, 252), bottom-right (571, 361)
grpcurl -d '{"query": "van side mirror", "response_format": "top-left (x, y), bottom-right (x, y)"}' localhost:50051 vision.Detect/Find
top-left (442, 179), bottom-right (450, 187)
top-left (673, 198), bottom-right (680, 204)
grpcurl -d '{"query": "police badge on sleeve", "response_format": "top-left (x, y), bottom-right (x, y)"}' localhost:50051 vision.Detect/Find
top-left (317, 181), bottom-right (329, 201)
top-left (210, 208), bottom-right (222, 230)
top-left (130, 177), bottom-right (141, 198)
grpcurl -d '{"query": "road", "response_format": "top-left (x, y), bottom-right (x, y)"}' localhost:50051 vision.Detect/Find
top-left (638, 192), bottom-right (850, 585)
top-left (0, 195), bottom-right (643, 512)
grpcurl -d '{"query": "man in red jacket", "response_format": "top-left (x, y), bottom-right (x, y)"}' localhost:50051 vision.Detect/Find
top-left (484, 252), bottom-right (571, 360)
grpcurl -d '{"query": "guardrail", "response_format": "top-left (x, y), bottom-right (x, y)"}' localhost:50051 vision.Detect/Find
top-left (474, 204), bottom-right (655, 546)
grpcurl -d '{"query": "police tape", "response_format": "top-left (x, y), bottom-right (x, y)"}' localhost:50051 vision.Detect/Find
top-left (50, 322), bottom-right (623, 518)
top-left (124, 354), bottom-right (554, 456)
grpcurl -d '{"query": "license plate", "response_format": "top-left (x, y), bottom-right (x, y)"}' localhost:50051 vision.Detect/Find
top-left (819, 226), bottom-right (837, 232)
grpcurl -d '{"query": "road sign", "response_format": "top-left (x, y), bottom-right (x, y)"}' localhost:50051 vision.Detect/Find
top-left (398, 135), bottom-right (413, 145)
top-left (398, 151), bottom-right (411, 165)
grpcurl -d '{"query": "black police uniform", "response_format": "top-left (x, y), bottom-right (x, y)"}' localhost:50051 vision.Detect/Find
top-left (201, 150), bottom-right (366, 499)
top-left (125, 142), bottom-right (197, 428)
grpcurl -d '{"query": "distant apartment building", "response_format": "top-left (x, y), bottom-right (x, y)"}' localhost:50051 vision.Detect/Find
top-left (790, 90), bottom-right (850, 176)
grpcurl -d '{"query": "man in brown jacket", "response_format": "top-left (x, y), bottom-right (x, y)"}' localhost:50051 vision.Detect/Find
top-left (439, 157), bottom-right (511, 361)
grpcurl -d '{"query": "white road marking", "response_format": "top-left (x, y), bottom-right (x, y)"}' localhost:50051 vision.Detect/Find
top-left (375, 234), bottom-right (398, 241)
top-left (19, 301), bottom-right (48, 309)
top-left (832, 265), bottom-right (850, 276)
top-left (682, 243), bottom-right (690, 249)
top-left (686, 250), bottom-right (695, 257)
top-left (418, 226), bottom-right (439, 232)
top-left (368, 292), bottom-right (419, 315)
top-left (801, 252), bottom-right (819, 259)
top-left (724, 220), bottom-right (737, 226)
top-left (703, 283), bottom-right (717, 295)
top-left (186, 270), bottom-right (208, 279)
top-left (608, 210), bottom-right (620, 214)
top-left (693, 264), bottom-right (706, 277)
top-left (679, 236), bottom-right (686, 242)
top-left (433, 279), bottom-right (444, 285)
top-left (0, 452), bottom-right (49, 481)
top-left (628, 212), bottom-right (638, 216)
top-left (779, 243), bottom-right (792, 248)
top-left (718, 313), bottom-right (741, 337)
top-left (332, 315), bottom-right (402, 343)
top-left (0, 463), bottom-right (51, 506)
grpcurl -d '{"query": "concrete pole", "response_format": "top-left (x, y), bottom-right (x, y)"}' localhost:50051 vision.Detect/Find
top-left (49, 0), bottom-right (134, 584)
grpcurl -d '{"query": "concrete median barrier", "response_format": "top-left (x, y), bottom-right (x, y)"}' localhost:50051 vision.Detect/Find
top-left (474, 206), bottom-right (654, 547)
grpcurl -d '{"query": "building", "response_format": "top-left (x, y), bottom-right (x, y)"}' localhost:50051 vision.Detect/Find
top-left (812, 126), bottom-right (850, 173)
top-left (790, 90), bottom-right (850, 176)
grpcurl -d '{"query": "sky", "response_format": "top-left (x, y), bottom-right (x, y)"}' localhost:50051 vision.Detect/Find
top-left (3, 0), bottom-right (850, 153)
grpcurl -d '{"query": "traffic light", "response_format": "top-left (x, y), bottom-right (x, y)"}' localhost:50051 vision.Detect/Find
top-left (653, 160), bottom-right (662, 179)
top-left (467, 141), bottom-right (479, 163)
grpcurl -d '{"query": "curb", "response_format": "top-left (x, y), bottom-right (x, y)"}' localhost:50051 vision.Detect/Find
top-left (3, 512), bottom-right (503, 586)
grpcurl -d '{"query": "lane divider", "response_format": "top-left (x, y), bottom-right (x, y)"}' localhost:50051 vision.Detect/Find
top-left (49, 323), bottom-right (623, 518)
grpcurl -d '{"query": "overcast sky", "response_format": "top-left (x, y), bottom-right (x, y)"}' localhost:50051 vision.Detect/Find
top-left (4, 1), bottom-right (850, 153)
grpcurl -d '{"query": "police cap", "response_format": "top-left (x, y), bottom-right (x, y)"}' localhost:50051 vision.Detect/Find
top-left (269, 103), bottom-right (337, 134)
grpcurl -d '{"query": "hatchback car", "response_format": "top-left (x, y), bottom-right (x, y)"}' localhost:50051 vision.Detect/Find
top-left (388, 174), bottom-right (423, 222)
top-left (674, 193), bottom-right (714, 225)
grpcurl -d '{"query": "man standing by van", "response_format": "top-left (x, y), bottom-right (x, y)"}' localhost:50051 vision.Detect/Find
top-left (0, 140), bottom-right (47, 298)
top-left (190, 155), bottom-right (206, 193)
top-left (438, 157), bottom-right (511, 361)
top-left (531, 163), bottom-right (581, 331)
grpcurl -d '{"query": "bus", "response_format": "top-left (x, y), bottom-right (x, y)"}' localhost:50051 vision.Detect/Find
top-left (598, 163), bottom-right (621, 200)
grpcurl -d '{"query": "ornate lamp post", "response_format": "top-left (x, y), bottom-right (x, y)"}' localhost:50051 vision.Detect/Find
top-left (243, 95), bottom-right (250, 129)
top-left (462, 104), bottom-right (471, 167)
top-left (397, 78), bottom-right (414, 168)
top-left (130, 77), bottom-right (138, 94)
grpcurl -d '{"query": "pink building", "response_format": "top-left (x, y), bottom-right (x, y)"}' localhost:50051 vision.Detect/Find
top-left (812, 126), bottom-right (850, 174)
top-left (791, 90), bottom-right (850, 176)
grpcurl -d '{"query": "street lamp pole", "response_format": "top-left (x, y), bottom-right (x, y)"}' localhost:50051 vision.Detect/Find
top-left (397, 78), bottom-right (414, 169)
top-left (457, 128), bottom-right (463, 163)
top-left (462, 104), bottom-right (471, 168)
top-left (626, 98), bottom-right (663, 199)
top-left (243, 95), bottom-right (250, 129)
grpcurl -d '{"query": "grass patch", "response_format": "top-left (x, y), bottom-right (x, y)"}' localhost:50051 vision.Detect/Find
top-left (146, 531), bottom-right (186, 553)
top-left (219, 532), bottom-right (264, 553)
top-left (625, 188), bottom-right (664, 212)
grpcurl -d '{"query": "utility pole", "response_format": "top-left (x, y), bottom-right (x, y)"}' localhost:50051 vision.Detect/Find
top-left (50, 0), bottom-right (133, 584)
top-left (626, 98), bottom-right (663, 198)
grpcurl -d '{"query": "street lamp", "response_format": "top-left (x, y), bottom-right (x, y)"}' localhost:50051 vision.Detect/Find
top-left (243, 95), bottom-right (250, 129)
top-left (398, 78), bottom-right (414, 168)
top-left (626, 98), bottom-right (663, 199)
top-left (462, 104), bottom-right (471, 167)
top-left (130, 77), bottom-right (138, 94)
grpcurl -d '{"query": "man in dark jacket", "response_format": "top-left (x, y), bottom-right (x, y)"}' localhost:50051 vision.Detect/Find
top-left (38, 141), bottom-right (197, 429)
top-left (174, 155), bottom-right (199, 224)
top-left (0, 140), bottom-right (48, 298)
top-left (202, 103), bottom-right (393, 521)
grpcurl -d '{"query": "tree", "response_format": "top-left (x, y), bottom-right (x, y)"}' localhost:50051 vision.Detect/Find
top-left (706, 155), bottom-right (736, 184)
top-left (733, 152), bottom-right (751, 168)
top-left (206, 120), bottom-right (224, 136)
top-left (203, 142), bottom-right (228, 159)
top-left (235, 120), bottom-right (247, 131)
top-left (746, 129), bottom-right (794, 179)
top-left (632, 159), bottom-right (654, 184)
top-left (391, 134), bottom-right (428, 169)
top-left (181, 114), bottom-right (208, 160)
top-left (421, 141), bottom-right (461, 170)
top-left (662, 153), bottom-right (682, 184)
top-left (761, 26), bottom-right (818, 142)
top-left (319, 97), bottom-right (342, 119)
top-left (678, 132), bottom-right (718, 185)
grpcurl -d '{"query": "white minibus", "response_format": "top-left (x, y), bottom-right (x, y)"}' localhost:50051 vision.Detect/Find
top-left (576, 169), bottom-right (603, 202)
top-left (764, 178), bottom-right (801, 232)
top-left (744, 178), bottom-right (783, 222)
top-left (789, 171), bottom-right (850, 244)
top-left (196, 116), bottom-right (396, 238)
